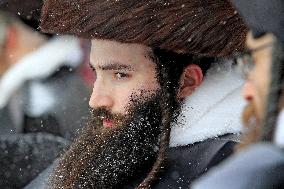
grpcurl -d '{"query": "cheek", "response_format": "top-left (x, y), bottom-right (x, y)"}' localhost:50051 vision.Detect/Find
top-left (244, 76), bottom-right (267, 120)
top-left (112, 88), bottom-right (134, 114)
top-left (253, 94), bottom-right (265, 120)
top-left (112, 84), bottom-right (159, 114)
top-left (254, 50), bottom-right (272, 94)
top-left (249, 78), bottom-right (267, 120)
top-left (254, 64), bottom-right (270, 102)
top-left (139, 73), bottom-right (160, 92)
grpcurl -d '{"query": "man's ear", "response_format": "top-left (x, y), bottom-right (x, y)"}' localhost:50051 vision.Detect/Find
top-left (177, 64), bottom-right (203, 99)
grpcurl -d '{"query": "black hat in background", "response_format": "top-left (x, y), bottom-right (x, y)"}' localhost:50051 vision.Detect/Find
top-left (231, 0), bottom-right (284, 45)
top-left (232, 0), bottom-right (284, 142)
top-left (0, 0), bottom-right (43, 31)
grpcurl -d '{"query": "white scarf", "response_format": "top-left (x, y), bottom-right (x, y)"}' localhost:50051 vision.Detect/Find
top-left (170, 61), bottom-right (245, 147)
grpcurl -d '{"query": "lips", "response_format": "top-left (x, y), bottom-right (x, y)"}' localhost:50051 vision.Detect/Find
top-left (103, 119), bottom-right (114, 128)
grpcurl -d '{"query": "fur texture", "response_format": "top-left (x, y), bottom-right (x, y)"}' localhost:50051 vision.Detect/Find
top-left (40, 0), bottom-right (248, 57)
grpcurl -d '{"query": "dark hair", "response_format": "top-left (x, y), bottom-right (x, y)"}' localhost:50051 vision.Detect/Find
top-left (137, 49), bottom-right (214, 188)
top-left (151, 49), bottom-right (214, 95)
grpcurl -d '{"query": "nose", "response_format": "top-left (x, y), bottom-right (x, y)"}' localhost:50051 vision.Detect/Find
top-left (89, 82), bottom-right (114, 109)
top-left (242, 81), bottom-right (254, 102)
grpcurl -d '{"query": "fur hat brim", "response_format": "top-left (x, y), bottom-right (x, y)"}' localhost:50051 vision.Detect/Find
top-left (40, 0), bottom-right (248, 57)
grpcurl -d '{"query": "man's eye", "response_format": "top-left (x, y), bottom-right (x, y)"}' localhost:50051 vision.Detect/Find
top-left (114, 72), bottom-right (130, 79)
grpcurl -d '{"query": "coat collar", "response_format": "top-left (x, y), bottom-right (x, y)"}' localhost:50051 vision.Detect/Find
top-left (170, 61), bottom-right (245, 147)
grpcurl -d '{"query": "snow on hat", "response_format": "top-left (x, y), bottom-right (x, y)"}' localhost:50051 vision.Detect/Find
top-left (40, 0), bottom-right (248, 57)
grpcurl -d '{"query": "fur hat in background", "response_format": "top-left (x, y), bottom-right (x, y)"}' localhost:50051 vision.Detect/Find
top-left (40, 0), bottom-right (248, 57)
top-left (0, 0), bottom-right (43, 30)
top-left (232, 0), bottom-right (284, 46)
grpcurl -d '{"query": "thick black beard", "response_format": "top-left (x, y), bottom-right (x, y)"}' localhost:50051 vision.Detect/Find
top-left (50, 92), bottom-right (163, 189)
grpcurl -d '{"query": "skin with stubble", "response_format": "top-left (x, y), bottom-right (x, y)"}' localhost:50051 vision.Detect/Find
top-left (241, 33), bottom-right (275, 147)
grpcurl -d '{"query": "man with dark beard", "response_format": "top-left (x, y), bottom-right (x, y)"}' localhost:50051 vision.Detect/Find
top-left (192, 0), bottom-right (284, 188)
top-left (48, 44), bottom-right (215, 189)
top-left (25, 0), bottom-right (248, 188)
top-left (54, 93), bottom-right (163, 188)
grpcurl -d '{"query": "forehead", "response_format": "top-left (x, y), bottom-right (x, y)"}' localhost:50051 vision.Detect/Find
top-left (90, 39), bottom-right (153, 68)
top-left (246, 32), bottom-right (275, 49)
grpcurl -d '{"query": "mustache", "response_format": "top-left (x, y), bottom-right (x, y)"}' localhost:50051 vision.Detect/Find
top-left (90, 108), bottom-right (127, 122)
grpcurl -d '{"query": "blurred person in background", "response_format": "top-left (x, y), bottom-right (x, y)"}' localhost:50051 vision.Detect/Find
top-left (192, 0), bottom-right (284, 188)
top-left (24, 1), bottom-right (247, 189)
top-left (0, 0), bottom-right (91, 188)
top-left (0, 1), bottom-right (90, 140)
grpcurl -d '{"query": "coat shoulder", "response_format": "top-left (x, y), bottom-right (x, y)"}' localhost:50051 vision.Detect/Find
top-left (153, 134), bottom-right (240, 189)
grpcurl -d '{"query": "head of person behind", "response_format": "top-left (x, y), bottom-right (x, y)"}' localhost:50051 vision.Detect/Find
top-left (231, 0), bottom-right (284, 148)
top-left (189, 1), bottom-right (284, 188)
top-left (0, 6), bottom-right (90, 139)
top-left (0, 11), bottom-right (47, 76)
top-left (0, 11), bottom-right (50, 135)
top-left (40, 0), bottom-right (247, 188)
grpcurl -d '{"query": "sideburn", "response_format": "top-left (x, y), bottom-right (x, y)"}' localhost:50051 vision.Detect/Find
top-left (137, 50), bottom-right (184, 188)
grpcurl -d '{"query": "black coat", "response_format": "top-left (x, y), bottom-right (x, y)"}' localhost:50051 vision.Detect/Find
top-left (25, 134), bottom-right (239, 189)
top-left (192, 143), bottom-right (284, 189)
top-left (152, 134), bottom-right (237, 189)
top-left (0, 133), bottom-right (69, 189)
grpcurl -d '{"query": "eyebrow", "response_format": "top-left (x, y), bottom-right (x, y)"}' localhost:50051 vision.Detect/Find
top-left (89, 62), bottom-right (135, 71)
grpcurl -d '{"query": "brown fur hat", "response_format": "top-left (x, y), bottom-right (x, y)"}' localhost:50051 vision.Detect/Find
top-left (40, 0), bottom-right (248, 57)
